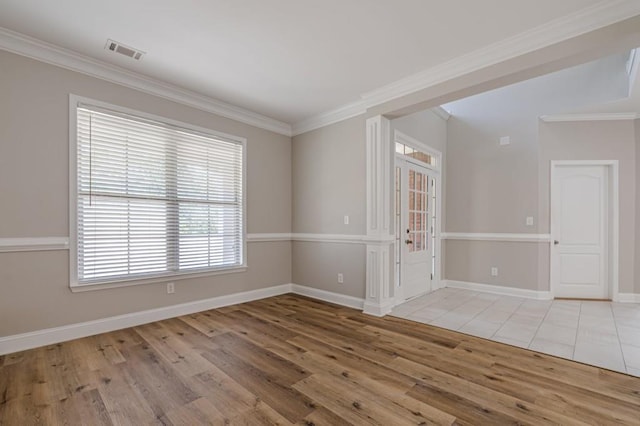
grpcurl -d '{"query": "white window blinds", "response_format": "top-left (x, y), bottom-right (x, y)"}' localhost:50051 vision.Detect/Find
top-left (75, 103), bottom-right (244, 285)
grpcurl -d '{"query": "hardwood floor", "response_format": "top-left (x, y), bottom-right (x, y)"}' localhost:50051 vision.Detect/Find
top-left (1, 294), bottom-right (639, 425)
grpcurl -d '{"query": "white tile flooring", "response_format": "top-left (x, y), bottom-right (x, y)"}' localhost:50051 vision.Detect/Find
top-left (391, 288), bottom-right (640, 377)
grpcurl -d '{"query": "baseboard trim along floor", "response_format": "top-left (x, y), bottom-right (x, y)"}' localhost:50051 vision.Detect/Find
top-left (0, 283), bottom-right (365, 355)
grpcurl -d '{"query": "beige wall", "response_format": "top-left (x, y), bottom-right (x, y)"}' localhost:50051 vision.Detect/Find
top-left (445, 240), bottom-right (541, 290)
top-left (538, 120), bottom-right (637, 294)
top-left (0, 50), bottom-right (292, 336)
top-left (291, 115), bottom-right (367, 297)
top-left (292, 115), bottom-right (366, 235)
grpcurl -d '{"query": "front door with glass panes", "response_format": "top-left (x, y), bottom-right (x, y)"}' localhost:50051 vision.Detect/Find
top-left (396, 157), bottom-right (436, 300)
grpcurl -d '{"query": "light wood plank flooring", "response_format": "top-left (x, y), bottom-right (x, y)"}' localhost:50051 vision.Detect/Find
top-left (1, 294), bottom-right (639, 425)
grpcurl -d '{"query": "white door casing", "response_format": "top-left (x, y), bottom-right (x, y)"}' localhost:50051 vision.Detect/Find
top-left (393, 130), bottom-right (442, 303)
top-left (550, 162), bottom-right (617, 299)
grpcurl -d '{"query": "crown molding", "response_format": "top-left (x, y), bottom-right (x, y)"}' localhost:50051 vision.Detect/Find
top-left (0, 27), bottom-right (293, 137)
top-left (432, 106), bottom-right (451, 121)
top-left (291, 100), bottom-right (366, 136)
top-left (291, 0), bottom-right (640, 135)
top-left (540, 112), bottom-right (640, 122)
top-left (360, 0), bottom-right (640, 108)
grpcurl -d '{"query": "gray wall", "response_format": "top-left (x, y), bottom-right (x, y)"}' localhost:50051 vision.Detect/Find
top-left (0, 50), bottom-right (292, 336)
top-left (291, 115), bottom-right (367, 298)
top-left (538, 120), bottom-right (637, 294)
top-left (291, 110), bottom-right (448, 299)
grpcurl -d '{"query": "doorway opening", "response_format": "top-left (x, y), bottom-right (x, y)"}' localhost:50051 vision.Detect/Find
top-left (394, 131), bottom-right (442, 303)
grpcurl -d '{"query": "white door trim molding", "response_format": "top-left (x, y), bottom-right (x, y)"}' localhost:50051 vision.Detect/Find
top-left (550, 160), bottom-right (619, 301)
top-left (0, 237), bottom-right (69, 253)
top-left (0, 27), bottom-right (292, 137)
top-left (442, 232), bottom-right (552, 242)
top-left (394, 130), bottom-right (444, 303)
top-left (444, 280), bottom-right (553, 300)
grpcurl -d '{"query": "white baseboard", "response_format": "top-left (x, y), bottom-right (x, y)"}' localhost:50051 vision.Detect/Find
top-left (0, 284), bottom-right (292, 356)
top-left (0, 283), bottom-right (370, 356)
top-left (616, 293), bottom-right (640, 303)
top-left (443, 280), bottom-right (553, 300)
top-left (290, 284), bottom-right (365, 310)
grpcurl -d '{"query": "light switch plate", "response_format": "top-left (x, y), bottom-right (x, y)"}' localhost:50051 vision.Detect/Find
top-left (344, 215), bottom-right (349, 225)
top-left (526, 216), bottom-right (534, 226)
top-left (491, 267), bottom-right (498, 277)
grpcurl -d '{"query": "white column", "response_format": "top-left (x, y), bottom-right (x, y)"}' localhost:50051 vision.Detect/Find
top-left (363, 116), bottom-right (395, 316)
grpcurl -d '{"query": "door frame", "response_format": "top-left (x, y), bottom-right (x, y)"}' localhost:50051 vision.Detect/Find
top-left (393, 130), bottom-right (443, 305)
top-left (549, 160), bottom-right (619, 301)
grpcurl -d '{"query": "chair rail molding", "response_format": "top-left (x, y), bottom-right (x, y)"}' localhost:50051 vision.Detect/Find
top-left (441, 232), bottom-right (552, 242)
top-left (0, 237), bottom-right (69, 252)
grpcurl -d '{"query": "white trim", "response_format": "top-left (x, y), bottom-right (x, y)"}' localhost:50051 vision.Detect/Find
top-left (290, 284), bottom-right (364, 310)
top-left (359, 1), bottom-right (640, 108)
top-left (0, 283), bottom-right (371, 355)
top-left (441, 232), bottom-right (552, 242)
top-left (431, 106), bottom-right (451, 121)
top-left (247, 233), bottom-right (293, 242)
top-left (540, 113), bottom-right (640, 122)
top-left (616, 293), bottom-right (640, 303)
top-left (291, 101), bottom-right (366, 136)
top-left (0, 284), bottom-right (292, 356)
top-left (550, 160), bottom-right (619, 301)
top-left (0, 27), bottom-right (292, 136)
top-left (443, 280), bottom-right (553, 300)
top-left (291, 0), bottom-right (640, 133)
top-left (0, 237), bottom-right (69, 253)
top-left (293, 233), bottom-right (393, 245)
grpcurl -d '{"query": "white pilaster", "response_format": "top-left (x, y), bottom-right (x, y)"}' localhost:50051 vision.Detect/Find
top-left (363, 116), bottom-right (395, 316)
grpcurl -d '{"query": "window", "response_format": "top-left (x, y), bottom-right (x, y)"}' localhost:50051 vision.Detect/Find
top-left (70, 96), bottom-right (245, 288)
top-left (395, 142), bottom-right (437, 168)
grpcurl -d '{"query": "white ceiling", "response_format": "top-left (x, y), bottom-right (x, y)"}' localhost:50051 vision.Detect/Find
top-left (0, 0), bottom-right (624, 125)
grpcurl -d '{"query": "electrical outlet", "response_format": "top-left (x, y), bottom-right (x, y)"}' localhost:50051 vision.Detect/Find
top-left (337, 273), bottom-right (344, 284)
top-left (491, 267), bottom-right (498, 277)
top-left (167, 282), bottom-right (175, 294)
top-left (344, 215), bottom-right (350, 225)
top-left (526, 216), bottom-right (534, 226)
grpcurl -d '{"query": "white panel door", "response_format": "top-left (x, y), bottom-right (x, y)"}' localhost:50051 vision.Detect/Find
top-left (551, 165), bottom-right (608, 299)
top-left (399, 161), bottom-right (432, 300)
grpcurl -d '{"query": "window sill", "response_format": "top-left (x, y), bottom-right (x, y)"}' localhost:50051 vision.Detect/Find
top-left (70, 265), bottom-right (248, 293)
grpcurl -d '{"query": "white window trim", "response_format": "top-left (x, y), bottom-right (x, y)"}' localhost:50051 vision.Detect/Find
top-left (68, 94), bottom-right (248, 291)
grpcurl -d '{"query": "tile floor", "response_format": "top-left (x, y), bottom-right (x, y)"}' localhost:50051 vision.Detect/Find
top-left (391, 287), bottom-right (640, 377)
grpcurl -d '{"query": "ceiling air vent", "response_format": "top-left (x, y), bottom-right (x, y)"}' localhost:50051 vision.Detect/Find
top-left (105, 39), bottom-right (145, 60)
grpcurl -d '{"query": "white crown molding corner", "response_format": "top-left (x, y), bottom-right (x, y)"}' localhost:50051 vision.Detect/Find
top-left (246, 233), bottom-right (293, 242)
top-left (443, 280), bottom-right (553, 300)
top-left (0, 283), bottom-right (293, 356)
top-left (615, 293), bottom-right (640, 303)
top-left (290, 284), bottom-right (364, 310)
top-left (540, 112), bottom-right (640, 122)
top-left (0, 237), bottom-right (69, 253)
top-left (360, 1), bottom-right (640, 109)
top-left (291, 100), bottom-right (367, 136)
top-left (0, 27), bottom-right (292, 137)
top-left (432, 106), bottom-right (451, 121)
top-left (441, 232), bottom-right (552, 243)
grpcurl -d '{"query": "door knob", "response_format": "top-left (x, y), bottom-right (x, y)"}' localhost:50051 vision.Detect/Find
top-left (554, 240), bottom-right (559, 245)
top-left (405, 239), bottom-right (413, 245)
